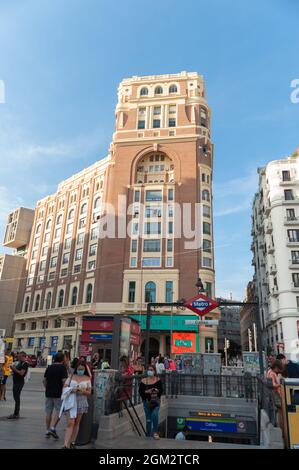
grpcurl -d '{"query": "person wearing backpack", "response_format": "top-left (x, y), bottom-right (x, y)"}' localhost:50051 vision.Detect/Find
top-left (7, 351), bottom-right (29, 419)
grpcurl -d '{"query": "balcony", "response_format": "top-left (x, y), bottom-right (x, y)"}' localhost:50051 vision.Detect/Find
top-left (271, 286), bottom-right (279, 297)
top-left (270, 264), bottom-right (277, 274)
top-left (289, 259), bottom-right (299, 269)
top-left (267, 244), bottom-right (275, 254)
top-left (291, 283), bottom-right (299, 292)
top-left (287, 238), bottom-right (299, 247)
top-left (282, 197), bottom-right (299, 205)
top-left (136, 168), bottom-right (175, 184)
top-left (284, 216), bottom-right (299, 225)
top-left (266, 221), bottom-right (273, 234)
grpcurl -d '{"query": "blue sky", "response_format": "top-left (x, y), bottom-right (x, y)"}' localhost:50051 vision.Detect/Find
top-left (0, 0), bottom-right (298, 299)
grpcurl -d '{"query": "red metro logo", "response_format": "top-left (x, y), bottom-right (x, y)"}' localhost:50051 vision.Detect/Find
top-left (184, 294), bottom-right (219, 317)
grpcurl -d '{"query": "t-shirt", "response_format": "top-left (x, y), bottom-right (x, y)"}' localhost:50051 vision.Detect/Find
top-left (44, 363), bottom-right (68, 398)
top-left (175, 432), bottom-right (186, 440)
top-left (3, 356), bottom-right (13, 376)
top-left (13, 361), bottom-right (29, 385)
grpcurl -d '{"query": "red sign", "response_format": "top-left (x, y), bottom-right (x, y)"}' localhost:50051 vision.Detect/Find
top-left (184, 294), bottom-right (219, 316)
top-left (171, 332), bottom-right (197, 354)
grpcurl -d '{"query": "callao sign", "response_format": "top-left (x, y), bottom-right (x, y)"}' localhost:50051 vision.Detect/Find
top-left (184, 294), bottom-right (219, 317)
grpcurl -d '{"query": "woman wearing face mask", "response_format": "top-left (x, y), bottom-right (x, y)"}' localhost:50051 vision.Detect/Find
top-left (139, 365), bottom-right (163, 440)
top-left (61, 359), bottom-right (92, 449)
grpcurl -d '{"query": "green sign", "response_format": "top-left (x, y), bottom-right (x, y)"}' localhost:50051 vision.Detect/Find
top-left (174, 340), bottom-right (192, 347)
top-left (130, 314), bottom-right (199, 332)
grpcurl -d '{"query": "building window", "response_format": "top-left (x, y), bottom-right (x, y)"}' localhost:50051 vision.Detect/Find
top-left (50, 257), bottom-right (57, 268)
top-left (145, 190), bottom-right (162, 202)
top-left (80, 203), bottom-right (87, 214)
top-left (58, 289), bottom-right (64, 308)
top-left (168, 188), bottom-right (174, 201)
top-left (203, 257), bottom-right (212, 267)
top-left (94, 197), bottom-right (101, 209)
top-left (203, 205), bottom-right (210, 217)
top-left (36, 224), bottom-right (41, 234)
top-left (292, 273), bottom-right (299, 287)
top-left (24, 296), bottom-right (30, 313)
top-left (287, 208), bottom-right (296, 220)
top-left (128, 281), bottom-right (136, 303)
top-left (48, 272), bottom-right (55, 281)
top-left (284, 189), bottom-right (294, 201)
top-left (71, 287), bottom-right (78, 306)
top-left (61, 268), bottom-right (68, 277)
top-left (169, 85), bottom-right (177, 93)
top-left (88, 260), bottom-right (96, 270)
top-left (131, 239), bottom-right (137, 253)
top-left (153, 119), bottom-right (160, 128)
top-left (168, 221), bottom-right (173, 234)
top-left (130, 257), bottom-right (137, 267)
top-left (168, 118), bottom-right (176, 127)
top-left (54, 319), bottom-right (62, 328)
top-left (288, 229), bottom-right (299, 242)
top-left (146, 206), bottom-right (162, 218)
top-left (34, 295), bottom-right (40, 312)
top-left (77, 233), bottom-right (84, 245)
top-left (42, 320), bottom-right (48, 329)
top-left (291, 251), bottom-right (299, 264)
top-left (144, 222), bottom-right (161, 235)
top-left (89, 244), bottom-right (97, 257)
top-left (55, 228), bottom-right (61, 239)
top-left (203, 239), bottom-right (212, 252)
top-left (53, 242), bottom-right (59, 254)
top-left (31, 322), bottom-right (37, 331)
top-left (167, 239), bottom-right (173, 252)
top-left (205, 337), bottom-right (214, 353)
top-left (40, 260), bottom-right (46, 271)
top-left (205, 282), bottom-right (212, 298)
top-left (20, 323), bottom-right (26, 331)
top-left (75, 248), bottom-right (83, 261)
top-left (282, 170), bottom-right (291, 181)
top-left (46, 219), bottom-right (52, 230)
top-left (66, 223), bottom-right (73, 235)
top-left (166, 281), bottom-right (173, 302)
top-left (74, 265), bottom-right (81, 274)
top-left (203, 222), bottom-right (211, 235)
top-left (62, 253), bottom-right (70, 265)
top-left (138, 120), bottom-right (145, 129)
top-left (27, 337), bottom-right (35, 348)
top-left (202, 190), bottom-right (210, 201)
top-left (44, 232), bottom-right (50, 243)
top-left (143, 239), bottom-right (160, 252)
top-left (166, 256), bottom-right (173, 267)
top-left (63, 335), bottom-right (72, 349)
top-left (134, 191), bottom-right (140, 202)
top-left (32, 250), bottom-right (37, 260)
top-left (153, 106), bottom-right (161, 115)
top-left (155, 86), bottom-right (163, 95)
top-left (45, 292), bottom-right (51, 310)
top-left (140, 87), bottom-right (148, 96)
top-left (86, 284), bottom-right (93, 303)
top-left (56, 214), bottom-right (63, 225)
top-left (132, 223), bottom-right (139, 235)
top-left (168, 205), bottom-right (174, 217)
top-left (90, 228), bottom-right (98, 240)
top-left (34, 237), bottom-right (40, 247)
top-left (145, 281), bottom-right (156, 302)
top-left (142, 258), bottom-right (160, 267)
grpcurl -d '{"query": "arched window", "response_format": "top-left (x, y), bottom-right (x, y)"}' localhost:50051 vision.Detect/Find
top-left (68, 209), bottom-right (75, 220)
top-left (46, 219), bottom-right (51, 230)
top-left (34, 294), bottom-right (40, 312)
top-left (86, 284), bottom-right (93, 303)
top-left (71, 286), bottom-right (78, 306)
top-left (45, 292), bottom-right (52, 310)
top-left (36, 224), bottom-right (41, 234)
top-left (58, 289), bottom-right (64, 308)
top-left (202, 190), bottom-right (210, 201)
top-left (94, 197), bottom-right (101, 209)
top-left (169, 84), bottom-right (177, 93)
top-left (155, 86), bottom-right (163, 95)
top-left (145, 282), bottom-right (156, 303)
top-left (80, 203), bottom-right (87, 214)
top-left (56, 214), bottom-right (63, 225)
top-left (140, 87), bottom-right (148, 96)
top-left (24, 296), bottom-right (30, 313)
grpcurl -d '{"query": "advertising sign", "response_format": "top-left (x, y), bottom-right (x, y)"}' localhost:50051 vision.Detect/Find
top-left (185, 417), bottom-right (238, 433)
top-left (242, 351), bottom-right (265, 375)
top-left (171, 332), bottom-right (197, 354)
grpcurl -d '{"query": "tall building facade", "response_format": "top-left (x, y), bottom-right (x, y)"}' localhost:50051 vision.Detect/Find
top-left (251, 147), bottom-right (299, 360)
top-left (10, 72), bottom-right (217, 356)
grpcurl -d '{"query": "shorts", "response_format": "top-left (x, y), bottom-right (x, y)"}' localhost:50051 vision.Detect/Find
top-left (45, 397), bottom-right (62, 415)
top-left (2, 376), bottom-right (8, 385)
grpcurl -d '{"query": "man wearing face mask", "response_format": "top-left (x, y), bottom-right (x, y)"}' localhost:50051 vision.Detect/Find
top-left (139, 364), bottom-right (163, 439)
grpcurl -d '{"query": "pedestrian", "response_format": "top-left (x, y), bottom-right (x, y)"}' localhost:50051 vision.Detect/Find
top-left (0, 352), bottom-right (13, 400)
top-left (276, 353), bottom-right (299, 378)
top-left (267, 360), bottom-right (283, 429)
top-left (43, 351), bottom-right (68, 439)
top-left (175, 426), bottom-right (189, 440)
top-left (7, 351), bottom-right (29, 419)
top-left (139, 364), bottom-right (163, 440)
top-left (92, 351), bottom-right (100, 369)
top-left (69, 357), bottom-right (79, 375)
top-left (120, 355), bottom-right (134, 376)
top-left (61, 359), bottom-right (92, 449)
top-left (155, 357), bottom-right (165, 375)
top-left (133, 357), bottom-right (144, 375)
top-left (164, 356), bottom-right (169, 370)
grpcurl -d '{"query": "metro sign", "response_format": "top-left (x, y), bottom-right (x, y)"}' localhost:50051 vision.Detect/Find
top-left (184, 294), bottom-right (219, 316)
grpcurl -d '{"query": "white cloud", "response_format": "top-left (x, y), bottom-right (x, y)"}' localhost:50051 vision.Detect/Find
top-left (213, 172), bottom-right (258, 217)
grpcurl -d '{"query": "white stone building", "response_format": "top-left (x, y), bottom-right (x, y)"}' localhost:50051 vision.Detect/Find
top-left (251, 147), bottom-right (299, 360)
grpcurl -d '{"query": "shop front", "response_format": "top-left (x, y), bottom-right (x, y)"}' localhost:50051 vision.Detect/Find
top-left (80, 315), bottom-right (141, 369)
top-left (129, 314), bottom-right (200, 359)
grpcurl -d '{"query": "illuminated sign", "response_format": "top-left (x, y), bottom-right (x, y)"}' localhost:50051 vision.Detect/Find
top-left (171, 332), bottom-right (197, 354)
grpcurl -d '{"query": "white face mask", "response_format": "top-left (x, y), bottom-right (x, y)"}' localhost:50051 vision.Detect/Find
top-left (147, 370), bottom-right (154, 377)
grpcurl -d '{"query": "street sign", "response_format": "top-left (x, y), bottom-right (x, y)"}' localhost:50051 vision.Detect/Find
top-left (184, 294), bottom-right (219, 316)
top-left (184, 320), bottom-right (219, 326)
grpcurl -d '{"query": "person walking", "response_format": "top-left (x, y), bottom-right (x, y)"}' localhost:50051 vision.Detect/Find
top-left (7, 351), bottom-right (28, 419)
top-left (43, 352), bottom-right (68, 439)
top-left (155, 357), bottom-right (165, 375)
top-left (267, 360), bottom-right (283, 429)
top-left (139, 364), bottom-right (163, 440)
top-left (61, 359), bottom-right (92, 449)
top-left (1, 352), bottom-right (13, 400)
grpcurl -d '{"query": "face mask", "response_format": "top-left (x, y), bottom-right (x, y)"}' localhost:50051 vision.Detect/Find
top-left (147, 370), bottom-right (154, 377)
top-left (77, 369), bottom-right (84, 376)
